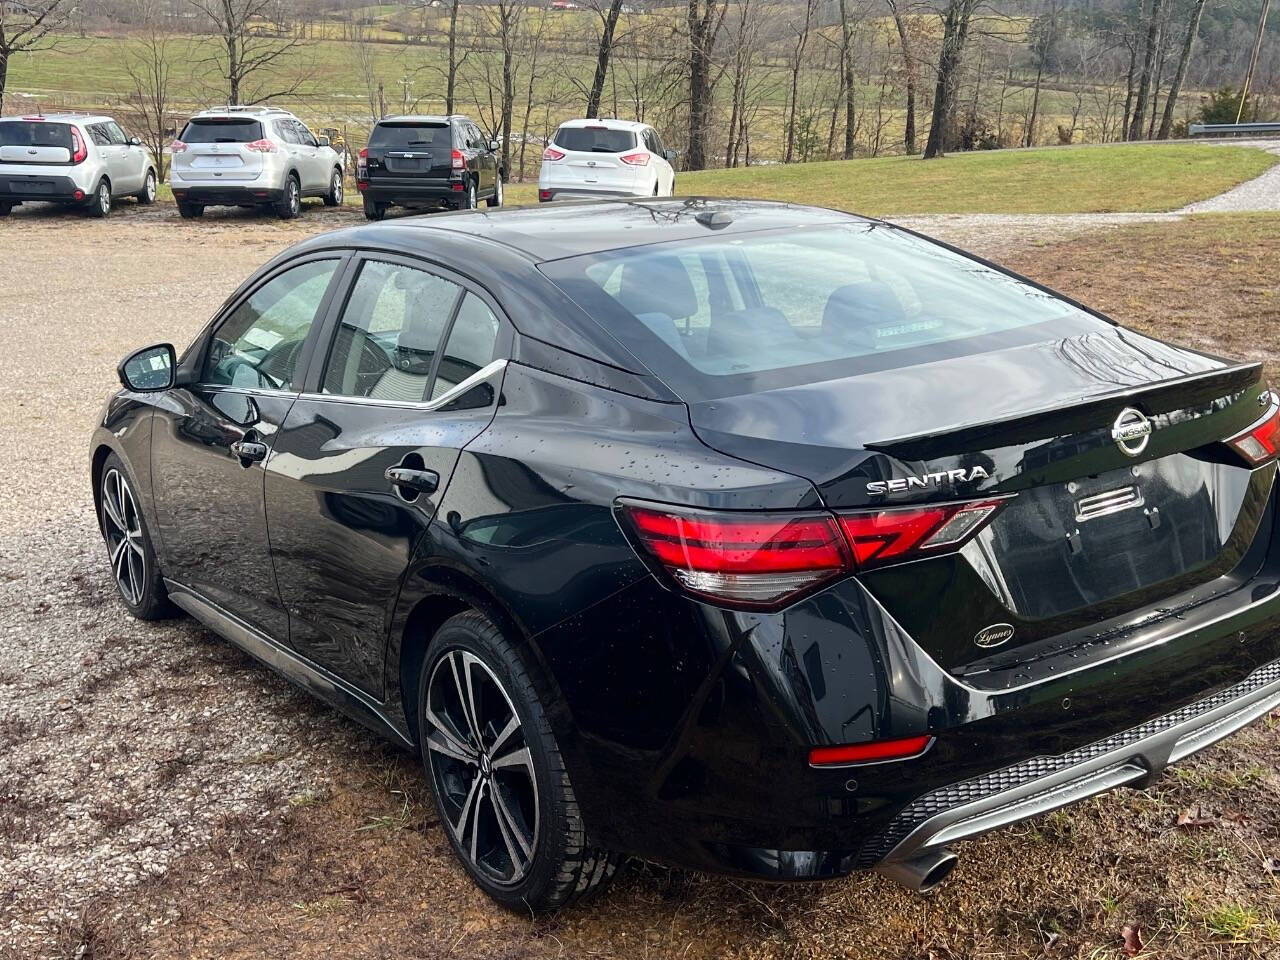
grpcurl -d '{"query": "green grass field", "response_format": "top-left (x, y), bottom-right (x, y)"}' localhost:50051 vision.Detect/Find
top-left (499, 144), bottom-right (1277, 215)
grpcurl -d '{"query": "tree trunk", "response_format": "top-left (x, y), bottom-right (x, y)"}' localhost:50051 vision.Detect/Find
top-left (1157, 0), bottom-right (1207, 139)
top-left (1128, 0), bottom-right (1166, 141)
top-left (587, 0), bottom-right (623, 118)
top-left (446, 0), bottom-right (460, 114)
top-left (686, 0), bottom-right (717, 171)
top-left (0, 54), bottom-right (8, 116)
top-left (887, 0), bottom-right (916, 154)
top-left (1122, 35), bottom-right (1137, 139)
top-left (1026, 60), bottom-right (1043, 148)
top-left (923, 0), bottom-right (977, 160)
top-left (838, 0), bottom-right (856, 159)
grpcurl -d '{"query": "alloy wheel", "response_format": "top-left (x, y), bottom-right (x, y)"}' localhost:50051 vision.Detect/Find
top-left (494, 178), bottom-right (503, 206)
top-left (467, 182), bottom-right (476, 209)
top-left (102, 468), bottom-right (145, 606)
top-left (144, 172), bottom-right (156, 202)
top-left (98, 182), bottom-right (111, 215)
top-left (332, 171), bottom-right (343, 205)
top-left (289, 179), bottom-right (300, 215)
top-left (424, 649), bottom-right (539, 885)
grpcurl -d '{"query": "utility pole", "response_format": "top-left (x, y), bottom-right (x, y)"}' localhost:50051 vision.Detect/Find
top-left (400, 76), bottom-right (412, 113)
top-left (1236, 0), bottom-right (1272, 123)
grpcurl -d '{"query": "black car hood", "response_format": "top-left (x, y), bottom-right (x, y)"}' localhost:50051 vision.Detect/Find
top-left (687, 330), bottom-right (1256, 507)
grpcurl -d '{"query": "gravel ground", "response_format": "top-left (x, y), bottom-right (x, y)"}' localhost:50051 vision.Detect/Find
top-left (0, 187), bottom-right (1275, 958)
top-left (1181, 140), bottom-right (1280, 213)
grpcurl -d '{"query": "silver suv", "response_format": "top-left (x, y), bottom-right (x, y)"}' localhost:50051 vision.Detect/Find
top-left (0, 113), bottom-right (157, 217)
top-left (170, 106), bottom-right (344, 220)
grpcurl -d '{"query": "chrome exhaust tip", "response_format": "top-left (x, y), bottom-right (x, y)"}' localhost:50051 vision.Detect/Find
top-left (874, 849), bottom-right (958, 893)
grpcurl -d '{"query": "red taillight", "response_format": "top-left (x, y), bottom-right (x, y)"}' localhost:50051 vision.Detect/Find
top-left (837, 500), bottom-right (1006, 571)
top-left (809, 735), bottom-right (933, 767)
top-left (1228, 394), bottom-right (1280, 466)
top-left (170, 139), bottom-right (188, 154)
top-left (618, 496), bottom-right (1007, 610)
top-left (619, 151), bottom-right (650, 166)
top-left (245, 138), bottom-right (276, 153)
top-left (451, 148), bottom-right (465, 170)
top-left (70, 128), bottom-right (87, 164)
top-left (542, 146), bottom-right (565, 161)
top-left (359, 147), bottom-right (368, 159)
top-left (539, 189), bottom-right (552, 201)
top-left (619, 503), bottom-right (850, 610)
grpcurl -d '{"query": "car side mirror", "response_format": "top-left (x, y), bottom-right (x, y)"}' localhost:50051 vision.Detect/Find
top-left (316, 135), bottom-right (330, 146)
top-left (665, 149), bottom-right (678, 163)
top-left (489, 139), bottom-right (501, 152)
top-left (128, 136), bottom-right (142, 147)
top-left (119, 343), bottom-right (175, 392)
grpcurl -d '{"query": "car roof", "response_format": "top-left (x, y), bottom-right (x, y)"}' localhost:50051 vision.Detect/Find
top-left (556, 118), bottom-right (649, 131)
top-left (373, 197), bottom-right (862, 262)
top-left (0, 113), bottom-right (114, 125)
top-left (378, 115), bottom-right (465, 124)
top-left (190, 106), bottom-right (294, 119)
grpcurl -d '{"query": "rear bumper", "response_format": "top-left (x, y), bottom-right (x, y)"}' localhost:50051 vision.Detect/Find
top-left (360, 178), bottom-right (462, 205)
top-left (0, 173), bottom-right (86, 203)
top-left (538, 186), bottom-right (645, 202)
top-left (171, 185), bottom-right (284, 206)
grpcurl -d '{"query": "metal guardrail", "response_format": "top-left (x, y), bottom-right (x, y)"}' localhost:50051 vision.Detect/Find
top-left (1189, 122), bottom-right (1280, 137)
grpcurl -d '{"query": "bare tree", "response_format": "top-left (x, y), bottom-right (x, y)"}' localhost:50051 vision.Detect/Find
top-left (1157, 0), bottom-right (1209, 138)
top-left (122, 0), bottom-right (183, 177)
top-left (0, 0), bottom-right (75, 112)
top-left (445, 0), bottom-right (461, 113)
top-left (923, 0), bottom-right (978, 159)
top-left (1128, 0), bottom-right (1168, 139)
top-left (885, 0), bottom-right (919, 153)
top-left (189, 0), bottom-right (312, 104)
top-left (1025, 2), bottom-right (1063, 147)
top-left (686, 0), bottom-right (729, 170)
top-left (783, 0), bottom-right (817, 162)
top-left (348, 17), bottom-right (383, 123)
top-left (585, 0), bottom-right (624, 117)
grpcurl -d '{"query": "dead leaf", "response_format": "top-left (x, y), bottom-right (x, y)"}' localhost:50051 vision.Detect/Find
top-left (1121, 922), bottom-right (1144, 956)
top-left (1177, 804), bottom-right (1216, 828)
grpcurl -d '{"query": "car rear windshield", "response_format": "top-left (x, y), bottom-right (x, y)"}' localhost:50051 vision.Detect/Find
top-left (553, 126), bottom-right (636, 153)
top-left (179, 118), bottom-right (265, 143)
top-left (538, 222), bottom-right (1113, 400)
top-left (0, 121), bottom-right (73, 149)
top-left (370, 123), bottom-right (450, 149)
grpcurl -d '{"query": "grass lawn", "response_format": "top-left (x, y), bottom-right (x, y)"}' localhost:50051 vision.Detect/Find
top-left (502, 143), bottom-right (1275, 215)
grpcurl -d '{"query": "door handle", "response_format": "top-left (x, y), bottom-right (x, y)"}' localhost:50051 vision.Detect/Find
top-left (385, 465), bottom-right (439, 495)
top-left (231, 439), bottom-right (268, 463)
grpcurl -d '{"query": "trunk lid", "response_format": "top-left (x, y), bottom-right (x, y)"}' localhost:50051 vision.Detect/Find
top-left (174, 118), bottom-right (266, 182)
top-left (689, 332), bottom-right (1275, 676)
top-left (367, 122), bottom-right (454, 180)
top-left (549, 125), bottom-right (640, 190)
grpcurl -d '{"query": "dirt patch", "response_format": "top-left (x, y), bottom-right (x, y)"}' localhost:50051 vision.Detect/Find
top-left (1, 208), bottom-right (1278, 959)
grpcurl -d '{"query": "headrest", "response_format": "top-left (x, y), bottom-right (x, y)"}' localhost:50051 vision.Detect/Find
top-left (822, 281), bottom-right (906, 352)
top-left (615, 254), bottom-right (698, 322)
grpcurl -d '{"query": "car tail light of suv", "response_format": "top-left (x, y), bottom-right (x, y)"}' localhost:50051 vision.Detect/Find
top-left (170, 139), bottom-right (188, 154)
top-left (542, 146), bottom-right (565, 161)
top-left (1227, 392), bottom-right (1280, 466)
top-left (617, 496), bottom-right (1010, 611)
top-left (70, 128), bottom-right (87, 164)
top-left (244, 139), bottom-right (277, 153)
top-left (619, 151), bottom-right (650, 166)
top-left (451, 149), bottom-right (465, 171)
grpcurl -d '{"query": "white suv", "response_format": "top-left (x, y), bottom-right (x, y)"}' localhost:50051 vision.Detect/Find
top-left (538, 119), bottom-right (676, 202)
top-left (0, 113), bottom-right (156, 217)
top-left (170, 106), bottom-right (344, 219)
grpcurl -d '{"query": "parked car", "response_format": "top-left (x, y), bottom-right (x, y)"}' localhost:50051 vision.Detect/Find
top-left (538, 118), bottom-right (676, 202)
top-left (93, 198), bottom-right (1280, 913)
top-left (0, 113), bottom-right (156, 217)
top-left (357, 115), bottom-right (502, 220)
top-left (169, 106), bottom-right (343, 220)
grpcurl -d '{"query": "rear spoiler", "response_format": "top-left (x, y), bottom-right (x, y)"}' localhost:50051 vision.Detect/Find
top-left (865, 362), bottom-right (1265, 462)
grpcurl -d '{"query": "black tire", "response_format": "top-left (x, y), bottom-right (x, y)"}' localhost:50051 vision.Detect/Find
top-left (275, 174), bottom-right (301, 220)
top-left (323, 167), bottom-right (343, 207)
top-left (486, 175), bottom-right (503, 208)
top-left (176, 201), bottom-right (204, 219)
top-left (136, 168), bottom-right (157, 204)
top-left (87, 178), bottom-right (112, 218)
top-left (457, 179), bottom-right (477, 211)
top-left (99, 453), bottom-right (175, 621)
top-left (362, 196), bottom-right (386, 221)
top-left (0, 203), bottom-right (12, 217)
top-left (419, 611), bottom-right (620, 912)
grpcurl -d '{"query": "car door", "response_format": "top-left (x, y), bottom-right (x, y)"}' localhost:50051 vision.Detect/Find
top-left (273, 119), bottom-right (305, 189)
top-left (103, 121), bottom-right (141, 193)
top-left (472, 122), bottom-right (496, 193)
top-left (149, 255), bottom-right (346, 643)
top-left (291, 120), bottom-right (326, 192)
top-left (265, 253), bottom-right (507, 696)
top-left (645, 128), bottom-right (673, 194)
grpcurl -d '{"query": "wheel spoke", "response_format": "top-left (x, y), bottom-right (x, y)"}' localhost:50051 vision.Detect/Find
top-left (126, 549), bottom-right (144, 603)
top-left (425, 724), bottom-right (478, 765)
top-left (103, 489), bottom-right (125, 531)
top-left (450, 653), bottom-right (483, 747)
top-left (452, 771), bottom-right (482, 844)
top-left (491, 785), bottom-right (533, 863)
top-left (491, 746), bottom-right (534, 778)
top-left (489, 713), bottom-right (520, 758)
top-left (468, 783), bottom-right (484, 865)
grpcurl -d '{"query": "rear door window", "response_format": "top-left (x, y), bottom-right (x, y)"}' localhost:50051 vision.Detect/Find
top-left (0, 121), bottom-right (73, 149)
top-left (88, 124), bottom-right (112, 147)
top-left (370, 123), bottom-right (451, 151)
top-left (553, 126), bottom-right (636, 153)
top-left (179, 118), bottom-right (264, 143)
top-left (321, 259), bottom-right (463, 404)
top-left (431, 294), bottom-right (500, 399)
top-left (105, 121), bottom-right (128, 145)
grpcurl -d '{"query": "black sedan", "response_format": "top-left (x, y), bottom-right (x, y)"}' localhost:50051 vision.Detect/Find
top-left (91, 198), bottom-right (1280, 911)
